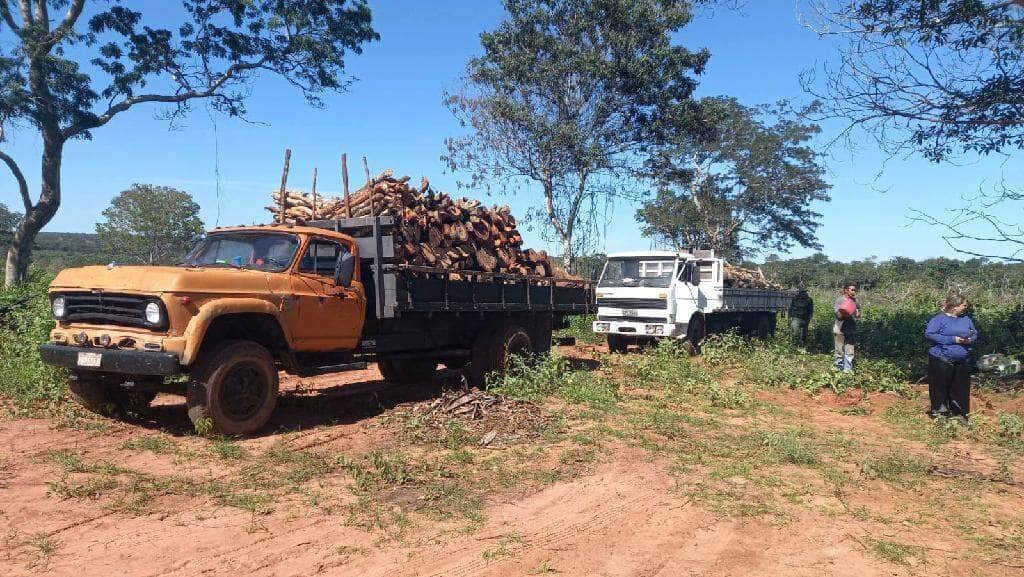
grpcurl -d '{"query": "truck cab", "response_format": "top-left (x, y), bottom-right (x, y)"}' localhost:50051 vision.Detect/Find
top-left (41, 224), bottom-right (364, 435)
top-left (592, 250), bottom-right (789, 352)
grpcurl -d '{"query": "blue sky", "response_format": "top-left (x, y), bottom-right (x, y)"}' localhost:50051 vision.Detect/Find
top-left (2, 1), bottom-right (1019, 262)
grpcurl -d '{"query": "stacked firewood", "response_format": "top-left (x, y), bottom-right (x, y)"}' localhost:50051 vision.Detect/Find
top-left (723, 263), bottom-right (784, 290)
top-left (268, 170), bottom-right (565, 277)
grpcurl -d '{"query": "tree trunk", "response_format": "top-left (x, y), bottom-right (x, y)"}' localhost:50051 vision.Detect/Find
top-left (561, 235), bottom-right (574, 275)
top-left (4, 137), bottom-right (64, 287)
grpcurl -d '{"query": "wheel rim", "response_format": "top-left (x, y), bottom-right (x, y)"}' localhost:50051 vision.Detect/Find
top-left (220, 362), bottom-right (267, 421)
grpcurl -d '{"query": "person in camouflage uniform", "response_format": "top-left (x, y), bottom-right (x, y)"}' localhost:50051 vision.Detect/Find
top-left (788, 288), bottom-right (814, 345)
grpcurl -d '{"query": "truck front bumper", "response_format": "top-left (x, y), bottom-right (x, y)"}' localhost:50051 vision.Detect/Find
top-left (39, 344), bottom-right (182, 376)
top-left (592, 320), bottom-right (682, 338)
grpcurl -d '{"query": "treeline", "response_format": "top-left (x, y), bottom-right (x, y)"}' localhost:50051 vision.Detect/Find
top-left (750, 253), bottom-right (1024, 295)
top-left (0, 232), bottom-right (107, 274)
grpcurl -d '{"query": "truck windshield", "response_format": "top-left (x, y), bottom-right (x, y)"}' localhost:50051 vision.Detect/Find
top-left (182, 232), bottom-right (300, 272)
top-left (599, 258), bottom-right (675, 288)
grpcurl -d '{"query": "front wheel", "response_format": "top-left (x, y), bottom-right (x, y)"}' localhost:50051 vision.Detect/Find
top-left (685, 314), bottom-right (706, 355)
top-left (607, 334), bottom-right (628, 354)
top-left (186, 340), bottom-right (279, 436)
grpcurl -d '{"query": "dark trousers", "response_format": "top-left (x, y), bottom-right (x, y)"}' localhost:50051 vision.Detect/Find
top-left (927, 354), bottom-right (971, 416)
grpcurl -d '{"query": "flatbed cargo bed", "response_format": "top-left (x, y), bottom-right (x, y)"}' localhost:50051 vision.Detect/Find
top-left (309, 217), bottom-right (595, 319)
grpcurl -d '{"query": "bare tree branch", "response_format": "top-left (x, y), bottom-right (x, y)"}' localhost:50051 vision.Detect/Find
top-left (0, 1), bottom-right (21, 32)
top-left (16, 0), bottom-right (31, 28)
top-left (62, 59), bottom-right (266, 140)
top-left (0, 148), bottom-right (31, 213)
top-left (32, 0), bottom-right (46, 29)
top-left (47, 0), bottom-right (85, 46)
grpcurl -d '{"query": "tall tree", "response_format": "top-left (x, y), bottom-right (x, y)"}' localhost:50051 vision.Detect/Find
top-left (0, 0), bottom-right (378, 286)
top-left (637, 97), bottom-right (830, 259)
top-left (805, 0), bottom-right (1024, 261)
top-left (444, 0), bottom-right (708, 273)
top-left (96, 184), bottom-right (203, 265)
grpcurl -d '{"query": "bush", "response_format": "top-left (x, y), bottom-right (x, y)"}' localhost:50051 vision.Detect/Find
top-left (0, 270), bottom-right (65, 412)
top-left (488, 354), bottom-right (619, 411)
top-left (555, 314), bottom-right (600, 345)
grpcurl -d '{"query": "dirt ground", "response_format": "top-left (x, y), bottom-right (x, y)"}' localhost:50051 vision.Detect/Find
top-left (1, 346), bottom-right (1022, 577)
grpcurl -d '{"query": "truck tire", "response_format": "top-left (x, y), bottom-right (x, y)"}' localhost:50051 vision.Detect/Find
top-left (607, 334), bottom-right (628, 354)
top-left (531, 315), bottom-right (553, 357)
top-left (186, 340), bottom-right (279, 436)
top-left (378, 357), bottom-right (438, 385)
top-left (685, 314), bottom-right (706, 356)
top-left (443, 357), bottom-right (468, 370)
top-left (756, 313), bottom-right (776, 339)
top-left (466, 324), bottom-right (532, 387)
top-left (68, 373), bottom-right (158, 417)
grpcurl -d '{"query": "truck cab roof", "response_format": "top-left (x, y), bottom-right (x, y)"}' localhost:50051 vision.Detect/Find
top-left (606, 250), bottom-right (692, 259)
top-left (209, 223), bottom-right (357, 245)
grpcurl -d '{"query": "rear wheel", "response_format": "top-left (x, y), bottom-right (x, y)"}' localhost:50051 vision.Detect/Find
top-left (187, 340), bottom-right (279, 436)
top-left (755, 313), bottom-right (776, 339)
top-left (607, 334), bottom-right (628, 354)
top-left (378, 357), bottom-right (438, 384)
top-left (466, 324), bottom-right (532, 387)
top-left (442, 357), bottom-right (468, 370)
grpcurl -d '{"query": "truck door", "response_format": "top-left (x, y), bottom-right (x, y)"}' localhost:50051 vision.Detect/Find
top-left (289, 237), bottom-right (366, 351)
top-left (677, 260), bottom-right (716, 311)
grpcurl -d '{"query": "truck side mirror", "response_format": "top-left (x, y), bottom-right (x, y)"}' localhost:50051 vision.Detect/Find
top-left (691, 264), bottom-right (701, 285)
top-left (334, 251), bottom-right (355, 287)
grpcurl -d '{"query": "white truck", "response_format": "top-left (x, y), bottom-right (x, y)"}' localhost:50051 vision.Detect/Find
top-left (591, 250), bottom-right (793, 352)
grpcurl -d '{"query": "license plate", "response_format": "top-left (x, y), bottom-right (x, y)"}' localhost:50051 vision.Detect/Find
top-left (621, 309), bottom-right (637, 317)
top-left (77, 352), bottom-right (102, 368)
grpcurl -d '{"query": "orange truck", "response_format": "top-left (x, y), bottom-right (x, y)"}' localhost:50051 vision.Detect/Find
top-left (40, 216), bottom-right (594, 435)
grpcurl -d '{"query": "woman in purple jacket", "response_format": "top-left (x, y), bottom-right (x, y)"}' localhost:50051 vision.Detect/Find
top-left (924, 293), bottom-right (978, 420)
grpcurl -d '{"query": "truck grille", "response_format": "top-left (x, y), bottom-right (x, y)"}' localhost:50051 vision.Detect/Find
top-left (61, 292), bottom-right (158, 329)
top-left (597, 315), bottom-right (666, 323)
top-left (597, 298), bottom-right (667, 310)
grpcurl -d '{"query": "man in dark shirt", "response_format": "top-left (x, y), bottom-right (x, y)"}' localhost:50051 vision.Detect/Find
top-left (788, 288), bottom-right (814, 345)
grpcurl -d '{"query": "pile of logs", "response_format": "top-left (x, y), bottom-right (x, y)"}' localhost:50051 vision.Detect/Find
top-left (268, 169), bottom-right (566, 277)
top-left (723, 263), bottom-right (784, 290)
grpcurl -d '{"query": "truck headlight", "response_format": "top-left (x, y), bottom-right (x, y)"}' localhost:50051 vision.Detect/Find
top-left (594, 322), bottom-right (610, 332)
top-left (145, 302), bottom-right (163, 325)
top-left (645, 324), bottom-right (664, 335)
top-left (51, 295), bottom-right (66, 319)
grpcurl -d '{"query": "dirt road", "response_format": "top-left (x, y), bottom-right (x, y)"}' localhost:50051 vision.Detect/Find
top-left (1, 350), bottom-right (1021, 576)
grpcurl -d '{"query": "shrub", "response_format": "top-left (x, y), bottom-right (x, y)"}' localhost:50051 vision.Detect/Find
top-left (0, 270), bottom-right (65, 412)
top-left (488, 354), bottom-right (619, 411)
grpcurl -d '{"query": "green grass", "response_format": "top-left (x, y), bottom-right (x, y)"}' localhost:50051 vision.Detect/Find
top-left (482, 532), bottom-right (526, 561)
top-left (121, 435), bottom-right (178, 455)
top-left (866, 537), bottom-right (925, 566)
top-left (489, 354), bottom-right (620, 412)
top-left (859, 451), bottom-right (929, 484)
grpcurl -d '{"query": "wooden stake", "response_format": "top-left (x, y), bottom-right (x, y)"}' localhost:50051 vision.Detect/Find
top-left (362, 156), bottom-right (375, 216)
top-left (341, 153), bottom-right (351, 218)
top-left (311, 167), bottom-right (318, 221)
top-left (277, 148), bottom-right (292, 224)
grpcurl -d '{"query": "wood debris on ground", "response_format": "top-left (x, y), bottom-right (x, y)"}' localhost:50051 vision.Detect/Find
top-left (402, 387), bottom-right (545, 446)
top-left (268, 169), bottom-right (576, 279)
